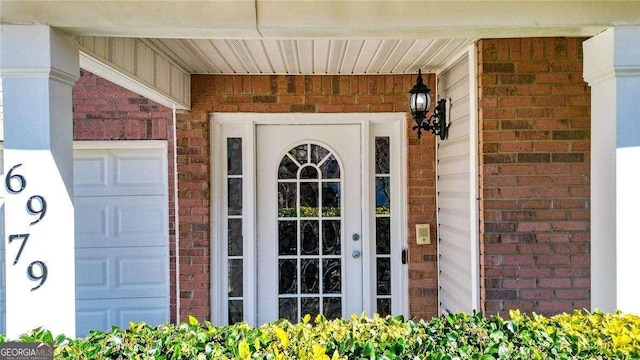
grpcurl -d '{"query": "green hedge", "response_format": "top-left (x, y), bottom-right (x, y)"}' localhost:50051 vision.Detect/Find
top-left (2, 310), bottom-right (640, 359)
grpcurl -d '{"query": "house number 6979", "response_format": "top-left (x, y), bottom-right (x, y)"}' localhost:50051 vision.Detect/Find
top-left (5, 163), bottom-right (49, 291)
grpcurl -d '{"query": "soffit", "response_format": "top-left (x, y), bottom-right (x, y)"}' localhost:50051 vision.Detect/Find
top-left (145, 38), bottom-right (476, 74)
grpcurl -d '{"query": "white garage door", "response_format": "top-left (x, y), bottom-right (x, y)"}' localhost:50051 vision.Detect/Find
top-left (0, 141), bottom-right (169, 336)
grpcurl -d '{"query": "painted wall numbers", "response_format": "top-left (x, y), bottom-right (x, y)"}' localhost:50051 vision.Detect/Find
top-left (5, 163), bottom-right (49, 291)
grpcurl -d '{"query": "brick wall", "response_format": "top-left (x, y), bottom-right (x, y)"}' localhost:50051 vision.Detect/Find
top-left (478, 38), bottom-right (591, 315)
top-left (72, 70), bottom-right (178, 322)
top-left (177, 74), bottom-right (439, 321)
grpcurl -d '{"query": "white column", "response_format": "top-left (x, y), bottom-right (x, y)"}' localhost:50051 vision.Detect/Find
top-left (1, 25), bottom-right (78, 337)
top-left (584, 26), bottom-right (640, 314)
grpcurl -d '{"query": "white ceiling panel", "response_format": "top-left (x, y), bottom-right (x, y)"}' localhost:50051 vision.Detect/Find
top-left (244, 40), bottom-right (275, 74)
top-left (148, 38), bottom-right (474, 75)
top-left (314, 40), bottom-right (331, 74)
top-left (340, 40), bottom-right (365, 74)
top-left (379, 40), bottom-right (414, 74)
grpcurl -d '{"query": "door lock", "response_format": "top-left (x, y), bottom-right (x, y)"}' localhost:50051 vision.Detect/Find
top-left (352, 234), bottom-right (360, 241)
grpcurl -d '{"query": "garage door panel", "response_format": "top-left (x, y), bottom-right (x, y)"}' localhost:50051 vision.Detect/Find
top-left (76, 257), bottom-right (109, 291)
top-left (75, 149), bottom-right (166, 197)
top-left (115, 153), bottom-right (165, 188)
top-left (76, 247), bottom-right (168, 300)
top-left (115, 200), bottom-right (166, 243)
top-left (76, 308), bottom-right (111, 336)
top-left (116, 252), bottom-right (168, 292)
top-left (74, 155), bottom-right (109, 190)
top-left (76, 196), bottom-right (167, 248)
top-left (77, 298), bottom-right (168, 336)
top-left (75, 202), bottom-right (110, 246)
top-left (117, 303), bottom-right (168, 327)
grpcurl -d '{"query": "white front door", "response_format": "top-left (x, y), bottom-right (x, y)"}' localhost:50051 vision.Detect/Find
top-left (256, 124), bottom-right (362, 324)
top-left (211, 113), bottom-right (408, 326)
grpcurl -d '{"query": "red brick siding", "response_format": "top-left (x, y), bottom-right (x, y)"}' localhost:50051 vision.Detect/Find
top-left (478, 38), bottom-right (591, 315)
top-left (178, 74), bottom-right (439, 322)
top-left (72, 70), bottom-right (178, 323)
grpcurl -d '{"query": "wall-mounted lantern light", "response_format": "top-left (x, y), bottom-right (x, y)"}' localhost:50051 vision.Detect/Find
top-left (408, 69), bottom-right (448, 140)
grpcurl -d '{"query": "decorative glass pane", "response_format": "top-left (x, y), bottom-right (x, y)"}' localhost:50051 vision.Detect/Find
top-left (290, 144), bottom-right (309, 164)
top-left (227, 138), bottom-right (243, 175)
top-left (228, 259), bottom-right (243, 297)
top-left (228, 300), bottom-right (243, 324)
top-left (375, 177), bottom-right (390, 214)
top-left (375, 217), bottom-right (391, 255)
top-left (228, 178), bottom-right (243, 215)
top-left (279, 298), bottom-right (297, 322)
top-left (320, 155), bottom-right (340, 179)
top-left (377, 298), bottom-right (391, 317)
top-left (300, 165), bottom-right (319, 179)
top-left (301, 259), bottom-right (319, 293)
top-left (301, 297), bottom-right (320, 318)
top-left (279, 259), bottom-right (297, 294)
top-left (300, 182), bottom-right (319, 216)
top-left (300, 220), bottom-right (319, 255)
top-left (322, 182), bottom-right (341, 217)
top-left (279, 155), bottom-right (299, 179)
top-left (275, 142), bottom-right (344, 323)
top-left (376, 258), bottom-right (391, 295)
top-left (311, 145), bottom-right (330, 164)
top-left (323, 297), bottom-right (342, 319)
top-left (323, 259), bottom-right (341, 293)
top-left (278, 182), bottom-right (297, 217)
top-left (322, 220), bottom-right (341, 255)
top-left (375, 137), bottom-right (390, 174)
top-left (278, 221), bottom-right (297, 255)
top-left (228, 219), bottom-right (243, 256)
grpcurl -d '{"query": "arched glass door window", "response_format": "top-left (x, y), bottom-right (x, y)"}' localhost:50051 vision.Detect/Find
top-left (276, 143), bottom-right (342, 321)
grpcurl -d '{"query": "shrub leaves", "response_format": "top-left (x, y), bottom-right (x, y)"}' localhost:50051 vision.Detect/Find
top-left (2, 310), bottom-right (639, 359)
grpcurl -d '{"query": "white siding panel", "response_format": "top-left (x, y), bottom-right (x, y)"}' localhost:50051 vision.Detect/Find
top-left (436, 173), bottom-right (469, 192)
top-left (438, 135), bottom-right (471, 159)
top-left (437, 155), bottom-right (470, 177)
top-left (155, 55), bottom-right (172, 93)
top-left (436, 50), bottom-right (479, 314)
top-left (78, 36), bottom-right (191, 110)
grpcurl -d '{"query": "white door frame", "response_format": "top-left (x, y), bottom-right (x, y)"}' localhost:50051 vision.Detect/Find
top-left (210, 112), bottom-right (408, 326)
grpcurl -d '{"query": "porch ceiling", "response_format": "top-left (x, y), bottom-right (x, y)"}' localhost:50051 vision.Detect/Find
top-left (146, 38), bottom-right (476, 74)
top-left (3, 1), bottom-right (640, 75)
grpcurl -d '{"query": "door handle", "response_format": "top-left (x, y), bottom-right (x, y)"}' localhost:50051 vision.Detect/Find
top-left (352, 249), bottom-right (361, 258)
